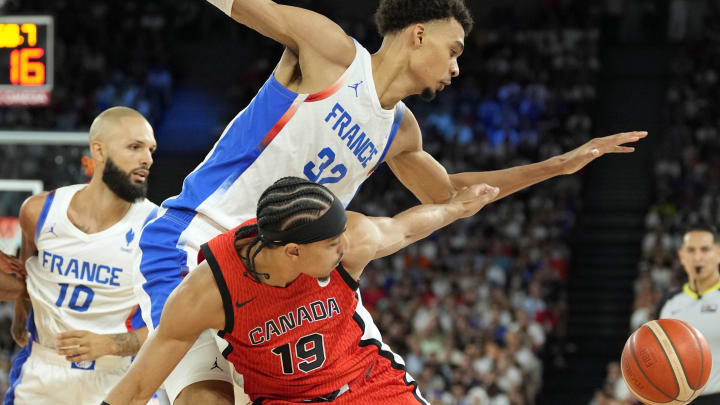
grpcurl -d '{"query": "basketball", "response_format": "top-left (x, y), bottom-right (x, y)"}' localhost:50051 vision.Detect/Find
top-left (621, 319), bottom-right (712, 404)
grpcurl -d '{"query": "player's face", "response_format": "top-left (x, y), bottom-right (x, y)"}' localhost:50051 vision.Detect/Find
top-left (678, 231), bottom-right (720, 281)
top-left (411, 18), bottom-right (465, 101)
top-left (102, 116), bottom-right (157, 202)
top-left (300, 233), bottom-right (347, 279)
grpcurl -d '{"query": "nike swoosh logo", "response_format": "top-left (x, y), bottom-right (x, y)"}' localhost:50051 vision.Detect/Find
top-left (236, 297), bottom-right (256, 308)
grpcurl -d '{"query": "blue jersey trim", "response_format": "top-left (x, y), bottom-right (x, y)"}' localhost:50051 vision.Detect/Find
top-left (162, 76), bottom-right (297, 213)
top-left (3, 341), bottom-right (31, 405)
top-left (4, 311), bottom-right (37, 405)
top-left (34, 190), bottom-right (55, 244)
top-left (130, 305), bottom-right (146, 330)
top-left (138, 208), bottom-right (196, 327)
top-left (373, 103), bottom-right (406, 172)
top-left (266, 73), bottom-right (304, 101)
top-left (142, 207), bottom-right (159, 229)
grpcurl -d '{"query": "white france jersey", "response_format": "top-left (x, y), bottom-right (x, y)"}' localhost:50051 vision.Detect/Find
top-left (24, 184), bottom-right (158, 347)
top-left (162, 39), bottom-right (406, 227)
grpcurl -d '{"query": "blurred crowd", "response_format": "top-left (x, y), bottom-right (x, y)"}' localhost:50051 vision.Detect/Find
top-left (591, 4), bottom-right (720, 405)
top-left (0, 0), bottom-right (174, 129)
top-left (0, 0), bottom-right (604, 402)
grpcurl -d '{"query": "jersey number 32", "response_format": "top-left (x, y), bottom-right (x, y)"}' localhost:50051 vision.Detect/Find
top-left (304, 147), bottom-right (347, 185)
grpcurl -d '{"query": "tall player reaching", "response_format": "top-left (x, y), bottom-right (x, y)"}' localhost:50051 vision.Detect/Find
top-left (4, 107), bottom-right (159, 405)
top-left (129, 0), bottom-right (647, 403)
top-left (106, 177), bottom-right (499, 405)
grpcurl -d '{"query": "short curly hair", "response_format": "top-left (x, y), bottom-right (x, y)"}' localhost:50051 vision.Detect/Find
top-left (374, 0), bottom-right (474, 37)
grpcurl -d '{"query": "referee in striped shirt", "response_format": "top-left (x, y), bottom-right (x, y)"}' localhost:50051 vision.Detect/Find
top-left (655, 223), bottom-right (720, 404)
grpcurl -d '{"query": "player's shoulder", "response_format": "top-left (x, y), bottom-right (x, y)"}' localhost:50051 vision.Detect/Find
top-left (345, 211), bottom-right (374, 239)
top-left (19, 191), bottom-right (52, 225)
top-left (388, 104), bottom-right (421, 156)
top-left (341, 211), bottom-right (379, 277)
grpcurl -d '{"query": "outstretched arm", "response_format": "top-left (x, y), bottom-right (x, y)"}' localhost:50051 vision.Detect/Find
top-left (206, 0), bottom-right (354, 67)
top-left (342, 184), bottom-right (499, 279)
top-left (387, 108), bottom-right (647, 204)
top-left (104, 262), bottom-right (224, 405)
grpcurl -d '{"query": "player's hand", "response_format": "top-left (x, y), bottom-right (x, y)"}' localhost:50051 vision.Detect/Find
top-left (555, 131), bottom-right (647, 175)
top-left (450, 184), bottom-right (500, 218)
top-left (0, 251), bottom-right (25, 278)
top-left (56, 330), bottom-right (112, 362)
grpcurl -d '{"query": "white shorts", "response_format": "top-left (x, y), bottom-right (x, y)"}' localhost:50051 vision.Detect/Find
top-left (163, 329), bottom-right (239, 403)
top-left (6, 342), bottom-right (132, 405)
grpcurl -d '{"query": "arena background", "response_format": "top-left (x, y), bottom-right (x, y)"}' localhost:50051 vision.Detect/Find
top-left (0, 0), bottom-right (715, 404)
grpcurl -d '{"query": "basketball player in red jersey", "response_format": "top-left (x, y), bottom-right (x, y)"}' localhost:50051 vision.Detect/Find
top-left (105, 177), bottom-right (500, 404)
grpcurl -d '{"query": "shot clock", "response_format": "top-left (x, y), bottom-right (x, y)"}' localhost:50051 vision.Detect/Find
top-left (0, 16), bottom-right (53, 106)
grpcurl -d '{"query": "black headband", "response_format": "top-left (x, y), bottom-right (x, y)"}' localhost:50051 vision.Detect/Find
top-left (258, 197), bottom-right (347, 245)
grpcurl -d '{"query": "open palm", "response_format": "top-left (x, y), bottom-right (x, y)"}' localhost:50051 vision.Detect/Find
top-left (557, 131), bottom-right (648, 175)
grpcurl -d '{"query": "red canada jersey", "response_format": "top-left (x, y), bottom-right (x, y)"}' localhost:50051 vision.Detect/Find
top-left (201, 226), bottom-right (407, 402)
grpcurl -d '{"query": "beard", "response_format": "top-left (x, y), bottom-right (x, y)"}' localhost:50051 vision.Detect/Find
top-left (102, 157), bottom-right (148, 202)
top-left (420, 87), bottom-right (436, 102)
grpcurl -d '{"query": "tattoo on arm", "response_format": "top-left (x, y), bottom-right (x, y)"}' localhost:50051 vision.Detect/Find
top-left (110, 331), bottom-right (142, 357)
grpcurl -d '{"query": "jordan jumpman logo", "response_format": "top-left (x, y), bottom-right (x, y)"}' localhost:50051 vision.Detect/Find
top-left (348, 81), bottom-right (364, 97)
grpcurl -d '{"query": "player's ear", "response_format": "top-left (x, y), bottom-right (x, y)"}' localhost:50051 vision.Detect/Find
top-left (284, 243), bottom-right (300, 259)
top-left (89, 140), bottom-right (106, 163)
top-left (410, 24), bottom-right (425, 48)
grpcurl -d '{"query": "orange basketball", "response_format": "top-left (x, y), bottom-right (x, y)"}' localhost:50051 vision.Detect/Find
top-left (621, 319), bottom-right (712, 404)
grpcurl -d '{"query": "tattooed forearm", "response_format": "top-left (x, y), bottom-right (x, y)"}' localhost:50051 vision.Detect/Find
top-left (109, 327), bottom-right (148, 357)
top-left (110, 332), bottom-right (141, 357)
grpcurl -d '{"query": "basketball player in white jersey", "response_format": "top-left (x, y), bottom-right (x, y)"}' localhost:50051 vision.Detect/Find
top-left (4, 107), bottom-right (159, 405)
top-left (128, 0), bottom-right (647, 403)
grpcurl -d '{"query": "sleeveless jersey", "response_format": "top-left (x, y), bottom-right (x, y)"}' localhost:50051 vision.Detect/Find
top-left (658, 282), bottom-right (720, 395)
top-left (201, 227), bottom-right (418, 402)
top-left (162, 39), bottom-right (406, 229)
top-left (24, 185), bottom-right (158, 347)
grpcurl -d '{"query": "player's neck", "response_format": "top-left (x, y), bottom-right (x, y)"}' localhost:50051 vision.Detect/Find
top-left (692, 271), bottom-right (720, 294)
top-left (247, 244), bottom-right (300, 288)
top-left (69, 178), bottom-right (132, 234)
top-left (371, 38), bottom-right (421, 109)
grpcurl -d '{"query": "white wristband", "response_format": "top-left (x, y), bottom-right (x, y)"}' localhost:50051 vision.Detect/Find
top-left (206, 0), bottom-right (233, 16)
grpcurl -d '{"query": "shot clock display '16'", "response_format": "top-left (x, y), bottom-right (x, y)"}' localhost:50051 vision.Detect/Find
top-left (0, 16), bottom-right (53, 106)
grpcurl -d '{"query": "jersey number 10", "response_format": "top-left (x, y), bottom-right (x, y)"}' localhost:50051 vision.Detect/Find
top-left (55, 283), bottom-right (95, 312)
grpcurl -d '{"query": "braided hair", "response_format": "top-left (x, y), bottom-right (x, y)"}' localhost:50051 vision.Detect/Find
top-left (234, 177), bottom-right (336, 283)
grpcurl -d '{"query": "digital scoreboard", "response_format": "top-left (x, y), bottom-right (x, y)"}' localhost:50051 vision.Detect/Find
top-left (0, 16), bottom-right (53, 106)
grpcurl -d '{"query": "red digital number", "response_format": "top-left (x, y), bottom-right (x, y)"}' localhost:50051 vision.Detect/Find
top-left (10, 47), bottom-right (45, 86)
